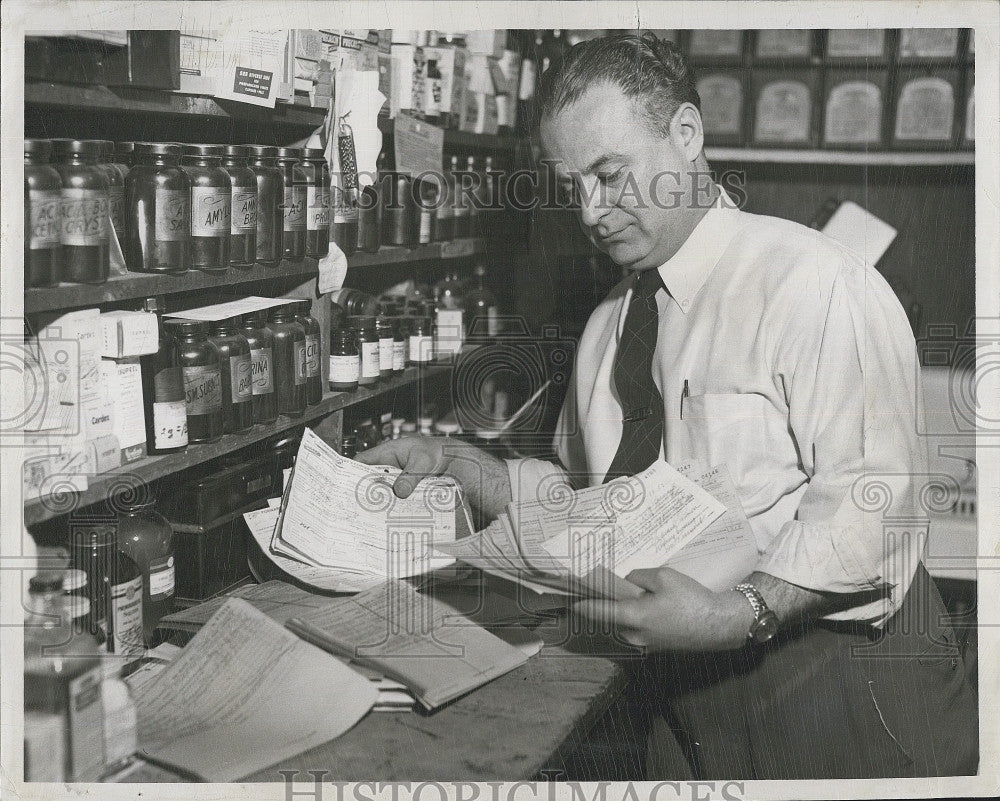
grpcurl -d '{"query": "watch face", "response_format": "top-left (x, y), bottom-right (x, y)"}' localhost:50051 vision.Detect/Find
top-left (751, 612), bottom-right (780, 644)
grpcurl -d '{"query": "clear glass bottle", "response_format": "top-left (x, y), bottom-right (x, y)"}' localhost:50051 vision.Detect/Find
top-left (182, 143), bottom-right (232, 273)
top-left (290, 299), bottom-right (323, 405)
top-left (246, 145), bottom-right (284, 266)
top-left (95, 140), bottom-right (126, 247)
top-left (266, 304), bottom-right (307, 417)
top-left (208, 316), bottom-right (254, 433)
top-left (240, 310), bottom-right (279, 425)
top-left (140, 296), bottom-right (188, 454)
top-left (221, 145), bottom-right (258, 268)
top-left (276, 147), bottom-right (307, 263)
top-left (328, 325), bottom-right (360, 393)
top-left (116, 497), bottom-right (175, 646)
top-left (300, 148), bottom-right (330, 258)
top-left (50, 138), bottom-right (110, 284)
top-left (165, 318), bottom-right (223, 444)
top-left (125, 142), bottom-right (191, 274)
top-left (24, 139), bottom-right (62, 288)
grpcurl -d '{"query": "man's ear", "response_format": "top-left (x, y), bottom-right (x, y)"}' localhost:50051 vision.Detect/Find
top-left (671, 103), bottom-right (705, 162)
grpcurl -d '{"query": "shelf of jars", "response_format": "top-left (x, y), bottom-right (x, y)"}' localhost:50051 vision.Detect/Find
top-left (24, 239), bottom-right (486, 314)
top-left (704, 147), bottom-right (975, 166)
top-left (22, 360), bottom-right (456, 526)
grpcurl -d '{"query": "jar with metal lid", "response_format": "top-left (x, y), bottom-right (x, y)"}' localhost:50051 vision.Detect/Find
top-left (290, 300), bottom-right (323, 405)
top-left (116, 496), bottom-right (175, 646)
top-left (124, 142), bottom-right (191, 274)
top-left (276, 147), bottom-right (307, 263)
top-left (94, 140), bottom-right (126, 248)
top-left (181, 144), bottom-right (232, 273)
top-left (24, 139), bottom-right (62, 288)
top-left (245, 145), bottom-right (284, 266)
top-left (408, 316), bottom-right (434, 365)
top-left (208, 316), bottom-right (254, 433)
top-left (300, 148), bottom-right (330, 258)
top-left (50, 138), bottom-right (110, 284)
top-left (266, 304), bottom-right (307, 417)
top-left (329, 325), bottom-right (360, 393)
top-left (111, 141), bottom-right (136, 182)
top-left (375, 314), bottom-right (395, 379)
top-left (349, 315), bottom-right (380, 387)
top-left (240, 310), bottom-right (279, 425)
top-left (164, 318), bottom-right (223, 444)
top-left (221, 145), bottom-right (257, 268)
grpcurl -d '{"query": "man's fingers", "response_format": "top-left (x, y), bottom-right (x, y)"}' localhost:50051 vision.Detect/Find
top-left (573, 598), bottom-right (643, 629)
top-left (393, 451), bottom-right (445, 498)
top-left (625, 568), bottom-right (664, 593)
top-left (355, 440), bottom-right (409, 468)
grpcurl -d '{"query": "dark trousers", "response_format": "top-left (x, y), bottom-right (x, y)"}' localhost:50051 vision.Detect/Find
top-left (643, 565), bottom-right (978, 779)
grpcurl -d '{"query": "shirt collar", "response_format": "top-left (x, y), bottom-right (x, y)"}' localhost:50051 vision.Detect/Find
top-left (656, 186), bottom-right (742, 314)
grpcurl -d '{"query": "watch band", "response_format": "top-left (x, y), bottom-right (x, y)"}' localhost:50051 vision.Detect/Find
top-left (733, 582), bottom-right (767, 619)
top-left (733, 582), bottom-right (780, 644)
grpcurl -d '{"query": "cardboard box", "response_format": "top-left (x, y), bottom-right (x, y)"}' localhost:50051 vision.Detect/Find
top-left (99, 310), bottom-right (160, 358)
top-left (466, 30), bottom-right (506, 58)
top-left (822, 68), bottom-right (889, 149)
top-left (101, 358), bottom-right (148, 466)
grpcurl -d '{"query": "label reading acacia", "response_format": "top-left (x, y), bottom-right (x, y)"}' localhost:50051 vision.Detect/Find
top-left (294, 340), bottom-right (308, 385)
top-left (230, 354), bottom-right (254, 400)
top-left (250, 347), bottom-right (274, 395)
top-left (191, 186), bottom-right (231, 237)
top-left (306, 185), bottom-right (330, 231)
top-left (182, 364), bottom-right (222, 414)
top-left (28, 190), bottom-right (62, 249)
top-left (284, 186), bottom-right (307, 231)
top-left (231, 189), bottom-right (258, 233)
top-left (61, 188), bottom-right (109, 246)
top-left (155, 189), bottom-right (190, 241)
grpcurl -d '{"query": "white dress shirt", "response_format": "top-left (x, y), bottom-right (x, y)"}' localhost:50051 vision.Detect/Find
top-left (508, 189), bottom-right (928, 626)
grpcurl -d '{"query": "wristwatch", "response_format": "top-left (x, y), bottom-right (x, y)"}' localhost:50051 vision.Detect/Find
top-left (733, 582), bottom-right (780, 644)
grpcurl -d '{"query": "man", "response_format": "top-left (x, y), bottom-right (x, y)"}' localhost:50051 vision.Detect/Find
top-left (359, 33), bottom-right (977, 779)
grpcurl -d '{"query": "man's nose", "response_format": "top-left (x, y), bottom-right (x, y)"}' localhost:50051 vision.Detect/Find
top-left (578, 181), bottom-right (611, 229)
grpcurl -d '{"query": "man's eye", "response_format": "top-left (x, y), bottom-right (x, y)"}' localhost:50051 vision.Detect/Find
top-left (599, 169), bottom-right (624, 184)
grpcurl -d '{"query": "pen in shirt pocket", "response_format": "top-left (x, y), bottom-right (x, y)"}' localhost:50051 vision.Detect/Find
top-left (680, 379), bottom-right (689, 419)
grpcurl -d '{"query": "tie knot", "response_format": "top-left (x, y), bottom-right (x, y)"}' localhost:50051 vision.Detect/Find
top-left (635, 268), bottom-right (664, 299)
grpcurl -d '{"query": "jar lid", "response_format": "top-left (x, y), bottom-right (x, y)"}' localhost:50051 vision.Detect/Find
top-left (92, 139), bottom-right (115, 157)
top-left (276, 146), bottom-right (304, 160)
top-left (241, 309), bottom-right (268, 327)
top-left (62, 568), bottom-right (88, 592)
top-left (209, 315), bottom-right (240, 332)
top-left (24, 139), bottom-right (52, 157)
top-left (435, 420), bottom-right (461, 435)
top-left (348, 314), bottom-right (376, 330)
top-left (69, 525), bottom-right (114, 547)
top-left (183, 143), bottom-right (225, 157)
top-left (288, 299), bottom-right (311, 315)
top-left (50, 138), bottom-right (103, 157)
top-left (245, 144), bottom-right (278, 157)
top-left (164, 318), bottom-right (210, 335)
top-left (267, 303), bottom-right (296, 320)
top-left (114, 141), bottom-right (136, 155)
top-left (28, 572), bottom-right (64, 594)
top-left (223, 144), bottom-right (249, 158)
top-left (301, 147), bottom-right (326, 161)
top-left (136, 142), bottom-right (183, 156)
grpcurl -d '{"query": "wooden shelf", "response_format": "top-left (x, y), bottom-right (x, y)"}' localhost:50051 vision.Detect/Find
top-left (377, 116), bottom-right (520, 152)
top-left (705, 147), bottom-right (974, 166)
top-left (23, 361), bottom-right (456, 526)
top-left (24, 239), bottom-right (485, 314)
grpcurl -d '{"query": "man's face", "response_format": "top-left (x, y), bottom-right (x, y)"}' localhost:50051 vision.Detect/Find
top-left (540, 82), bottom-right (699, 271)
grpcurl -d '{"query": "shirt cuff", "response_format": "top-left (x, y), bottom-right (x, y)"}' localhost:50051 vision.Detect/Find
top-left (505, 458), bottom-right (572, 509)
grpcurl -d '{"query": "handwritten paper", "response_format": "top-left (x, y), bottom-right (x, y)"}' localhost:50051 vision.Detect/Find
top-left (165, 296), bottom-right (295, 322)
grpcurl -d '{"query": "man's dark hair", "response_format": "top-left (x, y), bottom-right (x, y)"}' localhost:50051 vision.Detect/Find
top-left (535, 32), bottom-right (700, 138)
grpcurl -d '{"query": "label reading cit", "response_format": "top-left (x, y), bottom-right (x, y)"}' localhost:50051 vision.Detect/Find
top-left (294, 340), bottom-right (308, 385)
top-left (304, 334), bottom-right (320, 378)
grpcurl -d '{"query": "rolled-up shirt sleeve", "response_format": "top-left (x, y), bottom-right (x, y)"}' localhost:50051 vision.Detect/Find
top-left (756, 260), bottom-right (929, 621)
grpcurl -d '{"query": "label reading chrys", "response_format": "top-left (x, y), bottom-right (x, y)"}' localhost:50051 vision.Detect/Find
top-left (155, 189), bottom-right (190, 240)
top-left (29, 190), bottom-right (62, 249)
top-left (182, 365), bottom-right (222, 414)
top-left (191, 186), bottom-right (231, 237)
top-left (231, 354), bottom-right (253, 401)
top-left (250, 347), bottom-right (274, 395)
top-left (61, 188), bottom-right (109, 246)
top-left (232, 190), bottom-right (258, 233)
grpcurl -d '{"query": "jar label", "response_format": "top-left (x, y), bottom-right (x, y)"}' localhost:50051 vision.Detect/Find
top-left (435, 308), bottom-right (464, 356)
top-left (379, 337), bottom-right (394, 372)
top-left (755, 80), bottom-right (812, 143)
top-left (697, 75), bottom-right (743, 135)
top-left (306, 185), bottom-right (330, 230)
top-left (182, 364), bottom-right (222, 414)
top-left (409, 334), bottom-right (433, 363)
top-left (230, 354), bottom-right (254, 401)
top-left (110, 575), bottom-right (144, 658)
top-left (329, 353), bottom-right (360, 384)
top-left (191, 186), bottom-right (231, 237)
top-left (154, 188), bottom-right (190, 241)
top-left (108, 185), bottom-right (125, 233)
top-left (284, 186), bottom-right (307, 231)
top-left (894, 77), bottom-right (954, 141)
top-left (28, 189), bottom-right (62, 249)
top-left (232, 189), bottom-right (258, 233)
top-left (294, 340), bottom-right (308, 385)
top-left (61, 187), bottom-right (109, 246)
top-left (152, 399), bottom-right (188, 449)
top-left (304, 333), bottom-right (320, 378)
top-left (392, 340), bottom-right (406, 371)
top-left (360, 341), bottom-right (380, 379)
top-left (250, 347), bottom-right (274, 395)
top-left (825, 81), bottom-right (882, 144)
top-left (333, 205), bottom-right (359, 224)
top-left (148, 555), bottom-right (175, 599)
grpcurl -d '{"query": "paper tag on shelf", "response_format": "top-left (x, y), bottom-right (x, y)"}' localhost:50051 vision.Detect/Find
top-left (394, 113), bottom-right (444, 182)
top-left (165, 296), bottom-right (296, 322)
top-left (317, 243), bottom-right (349, 295)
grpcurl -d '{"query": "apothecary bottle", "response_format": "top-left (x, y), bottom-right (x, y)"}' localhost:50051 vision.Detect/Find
top-left (290, 300), bottom-right (323, 405)
top-left (266, 305), bottom-right (307, 417)
top-left (140, 296), bottom-right (188, 454)
top-left (375, 313), bottom-right (395, 379)
top-left (300, 148), bottom-right (330, 258)
top-left (350, 314), bottom-right (380, 387)
top-left (379, 153), bottom-right (418, 248)
top-left (124, 142), bottom-right (191, 274)
top-left (246, 145), bottom-right (284, 266)
top-left (24, 139), bottom-right (62, 288)
top-left (111, 141), bottom-right (136, 182)
top-left (240, 310), bottom-right (279, 425)
top-left (116, 497), bottom-right (175, 646)
top-left (95, 140), bottom-right (126, 247)
top-left (357, 183), bottom-right (380, 253)
top-left (208, 316), bottom-right (254, 433)
top-left (276, 147), bottom-right (307, 263)
top-left (328, 325), bottom-right (359, 393)
top-left (221, 145), bottom-right (257, 268)
top-left (165, 318), bottom-right (223, 444)
top-left (182, 144), bottom-right (231, 273)
top-left (408, 315), bottom-right (434, 364)
top-left (50, 138), bottom-right (110, 284)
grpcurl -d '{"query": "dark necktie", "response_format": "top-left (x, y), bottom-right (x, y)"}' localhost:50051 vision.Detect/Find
top-left (604, 268), bottom-right (665, 482)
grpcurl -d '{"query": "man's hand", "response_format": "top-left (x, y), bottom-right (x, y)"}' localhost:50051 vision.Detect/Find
top-left (356, 438), bottom-right (513, 521)
top-left (574, 566), bottom-right (755, 652)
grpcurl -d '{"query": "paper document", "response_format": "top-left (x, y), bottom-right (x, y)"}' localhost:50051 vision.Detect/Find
top-left (130, 598), bottom-right (376, 781)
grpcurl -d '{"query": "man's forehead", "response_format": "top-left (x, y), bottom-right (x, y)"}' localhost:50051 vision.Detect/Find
top-left (540, 84), bottom-right (642, 169)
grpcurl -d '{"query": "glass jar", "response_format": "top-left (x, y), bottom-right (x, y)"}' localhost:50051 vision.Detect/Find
top-left (408, 315), bottom-right (434, 365)
top-left (290, 299), bottom-right (323, 405)
top-left (240, 310), bottom-right (278, 425)
top-left (330, 287), bottom-right (378, 317)
top-left (380, 167), bottom-right (418, 248)
top-left (208, 316), bottom-right (254, 433)
top-left (50, 138), bottom-right (110, 284)
top-left (111, 141), bottom-right (136, 182)
top-left (124, 142), bottom-right (191, 274)
top-left (116, 497), bottom-right (175, 646)
top-left (276, 147), bottom-right (307, 263)
top-left (329, 325), bottom-right (360, 393)
top-left (24, 139), bottom-right (62, 288)
top-left (357, 183), bottom-right (380, 253)
top-left (182, 144), bottom-right (232, 273)
top-left (349, 315), bottom-right (380, 387)
top-left (164, 318), bottom-right (223, 444)
top-left (95, 140), bottom-right (126, 248)
top-left (300, 148), bottom-right (330, 258)
top-left (221, 145), bottom-right (258, 268)
top-left (331, 178), bottom-right (358, 258)
top-left (246, 145), bottom-right (283, 266)
top-left (139, 296), bottom-right (188, 454)
top-left (266, 304), bottom-right (307, 417)
top-left (375, 314), bottom-right (395, 379)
